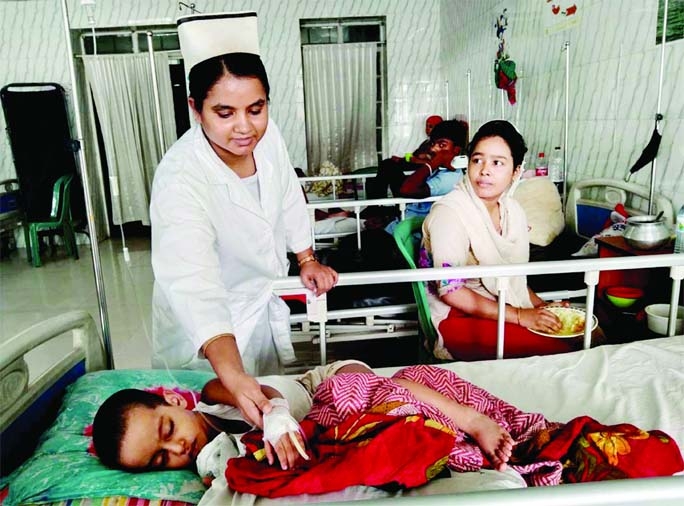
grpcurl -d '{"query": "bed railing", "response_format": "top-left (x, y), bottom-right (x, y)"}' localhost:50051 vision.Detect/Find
top-left (565, 178), bottom-right (675, 238)
top-left (298, 156), bottom-right (467, 202)
top-left (1, 311), bottom-right (105, 473)
top-left (275, 254), bottom-right (684, 365)
top-left (299, 172), bottom-right (377, 201)
top-left (387, 474), bottom-right (684, 506)
top-left (0, 310), bottom-right (104, 436)
top-left (307, 195), bottom-right (440, 249)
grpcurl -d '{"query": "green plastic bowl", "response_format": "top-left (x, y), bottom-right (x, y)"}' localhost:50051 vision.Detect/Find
top-left (605, 286), bottom-right (644, 308)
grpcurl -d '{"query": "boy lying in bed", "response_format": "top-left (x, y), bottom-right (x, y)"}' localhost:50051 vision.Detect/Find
top-left (92, 360), bottom-right (514, 479)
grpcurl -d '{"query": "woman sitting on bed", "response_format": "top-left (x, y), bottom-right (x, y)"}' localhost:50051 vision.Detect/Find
top-left (421, 120), bottom-right (598, 361)
top-left (92, 360), bottom-right (515, 479)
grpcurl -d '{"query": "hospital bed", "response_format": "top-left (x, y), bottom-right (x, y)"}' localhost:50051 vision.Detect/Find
top-left (296, 155), bottom-right (468, 204)
top-left (298, 171), bottom-right (376, 202)
top-left (298, 168), bottom-right (439, 249)
top-left (565, 177), bottom-right (674, 239)
top-left (307, 195), bottom-right (439, 250)
top-left (2, 252), bottom-right (683, 506)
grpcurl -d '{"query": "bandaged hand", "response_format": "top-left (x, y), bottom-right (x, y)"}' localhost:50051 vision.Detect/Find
top-left (262, 397), bottom-right (309, 469)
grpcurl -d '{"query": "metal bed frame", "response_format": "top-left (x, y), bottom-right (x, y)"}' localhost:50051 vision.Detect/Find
top-left (276, 254), bottom-right (684, 365)
top-left (307, 195), bottom-right (439, 249)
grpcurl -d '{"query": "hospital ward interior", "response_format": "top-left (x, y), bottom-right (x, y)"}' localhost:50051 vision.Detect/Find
top-left (1, 1), bottom-right (684, 505)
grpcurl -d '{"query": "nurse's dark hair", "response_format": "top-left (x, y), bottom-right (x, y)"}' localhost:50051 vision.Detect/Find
top-left (466, 120), bottom-right (528, 168)
top-left (92, 388), bottom-right (169, 470)
top-left (188, 52), bottom-right (270, 112)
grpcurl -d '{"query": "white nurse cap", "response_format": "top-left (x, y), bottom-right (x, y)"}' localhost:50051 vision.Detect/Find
top-left (177, 11), bottom-right (260, 72)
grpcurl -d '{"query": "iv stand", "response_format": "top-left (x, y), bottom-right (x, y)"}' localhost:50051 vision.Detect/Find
top-left (60, 0), bottom-right (114, 368)
top-left (561, 40), bottom-right (570, 211)
top-left (649, 0), bottom-right (669, 214)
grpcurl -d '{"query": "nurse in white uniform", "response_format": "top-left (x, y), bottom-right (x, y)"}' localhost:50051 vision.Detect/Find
top-left (150, 12), bottom-right (337, 428)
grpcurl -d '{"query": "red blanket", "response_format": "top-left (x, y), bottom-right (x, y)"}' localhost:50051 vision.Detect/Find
top-left (227, 413), bottom-right (455, 497)
top-left (512, 415), bottom-right (684, 482)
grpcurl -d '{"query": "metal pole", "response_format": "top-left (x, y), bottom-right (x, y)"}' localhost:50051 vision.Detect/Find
top-left (466, 69), bottom-right (472, 140)
top-left (60, 0), bottom-right (114, 369)
top-left (650, 0), bottom-right (669, 214)
top-left (562, 40), bottom-right (570, 211)
top-left (146, 32), bottom-right (165, 158)
top-left (495, 278), bottom-right (508, 360)
top-left (667, 265), bottom-right (683, 336)
top-left (583, 270), bottom-right (598, 350)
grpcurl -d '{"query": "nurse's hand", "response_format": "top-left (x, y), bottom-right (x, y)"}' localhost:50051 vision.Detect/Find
top-left (300, 261), bottom-right (338, 296)
top-left (204, 334), bottom-right (273, 428)
top-left (226, 373), bottom-right (273, 429)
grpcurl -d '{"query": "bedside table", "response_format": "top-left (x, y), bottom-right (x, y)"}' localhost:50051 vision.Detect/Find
top-left (594, 235), bottom-right (674, 343)
top-left (595, 235), bottom-right (673, 294)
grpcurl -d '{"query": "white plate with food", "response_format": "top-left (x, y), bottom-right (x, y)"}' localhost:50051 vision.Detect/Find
top-left (530, 306), bottom-right (598, 338)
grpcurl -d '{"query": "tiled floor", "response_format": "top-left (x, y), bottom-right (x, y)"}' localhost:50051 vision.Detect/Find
top-left (1, 237), bottom-right (420, 378)
top-left (1, 237), bottom-right (155, 375)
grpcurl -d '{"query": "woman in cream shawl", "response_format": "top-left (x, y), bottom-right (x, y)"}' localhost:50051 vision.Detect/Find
top-left (421, 120), bottom-right (578, 360)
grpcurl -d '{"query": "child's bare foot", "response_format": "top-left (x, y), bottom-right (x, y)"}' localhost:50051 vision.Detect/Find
top-left (466, 413), bottom-right (514, 471)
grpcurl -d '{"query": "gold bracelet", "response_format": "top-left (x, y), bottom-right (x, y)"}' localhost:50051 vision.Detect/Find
top-left (298, 254), bottom-right (317, 267)
top-left (201, 333), bottom-right (234, 357)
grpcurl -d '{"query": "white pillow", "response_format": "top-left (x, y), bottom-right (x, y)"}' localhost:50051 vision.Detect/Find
top-left (512, 177), bottom-right (564, 246)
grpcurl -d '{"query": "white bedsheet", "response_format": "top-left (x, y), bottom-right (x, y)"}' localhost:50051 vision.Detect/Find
top-left (199, 336), bottom-right (684, 505)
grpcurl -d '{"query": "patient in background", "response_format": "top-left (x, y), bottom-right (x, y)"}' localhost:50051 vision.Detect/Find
top-left (365, 119), bottom-right (468, 232)
top-left (366, 116), bottom-right (462, 201)
top-left (92, 361), bottom-right (514, 477)
top-left (405, 114), bottom-right (444, 164)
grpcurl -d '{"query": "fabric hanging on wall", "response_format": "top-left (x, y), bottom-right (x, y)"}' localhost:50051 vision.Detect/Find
top-left (302, 43), bottom-right (377, 174)
top-left (83, 53), bottom-right (176, 226)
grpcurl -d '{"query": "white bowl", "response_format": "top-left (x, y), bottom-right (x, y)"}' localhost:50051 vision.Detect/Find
top-left (644, 304), bottom-right (684, 335)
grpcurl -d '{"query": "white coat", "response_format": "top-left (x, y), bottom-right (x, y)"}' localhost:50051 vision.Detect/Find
top-left (150, 119), bottom-right (311, 375)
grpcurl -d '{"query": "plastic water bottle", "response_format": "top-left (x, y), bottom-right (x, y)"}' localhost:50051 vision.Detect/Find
top-left (549, 147), bottom-right (564, 194)
top-left (675, 204), bottom-right (684, 253)
top-left (535, 152), bottom-right (548, 177)
top-left (549, 146), bottom-right (564, 183)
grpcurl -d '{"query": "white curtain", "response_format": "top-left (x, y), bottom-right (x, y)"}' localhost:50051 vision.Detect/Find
top-left (83, 53), bottom-right (176, 225)
top-left (302, 43), bottom-right (378, 174)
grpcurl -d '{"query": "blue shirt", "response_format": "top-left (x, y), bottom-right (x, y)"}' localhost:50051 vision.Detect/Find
top-left (385, 168), bottom-right (464, 235)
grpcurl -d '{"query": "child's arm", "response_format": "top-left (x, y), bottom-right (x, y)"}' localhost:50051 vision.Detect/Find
top-left (262, 398), bottom-right (309, 469)
top-left (201, 378), bottom-right (308, 469)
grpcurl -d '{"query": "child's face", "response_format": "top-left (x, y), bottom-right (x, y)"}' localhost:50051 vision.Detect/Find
top-left (118, 404), bottom-right (211, 471)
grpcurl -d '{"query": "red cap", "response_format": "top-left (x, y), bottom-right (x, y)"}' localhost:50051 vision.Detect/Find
top-left (426, 115), bottom-right (443, 127)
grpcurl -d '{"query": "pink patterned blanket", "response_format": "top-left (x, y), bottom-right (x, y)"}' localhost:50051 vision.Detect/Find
top-left (307, 365), bottom-right (564, 485)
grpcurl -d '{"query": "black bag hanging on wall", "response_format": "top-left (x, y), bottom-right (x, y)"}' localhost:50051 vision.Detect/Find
top-left (1, 82), bottom-right (85, 224)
